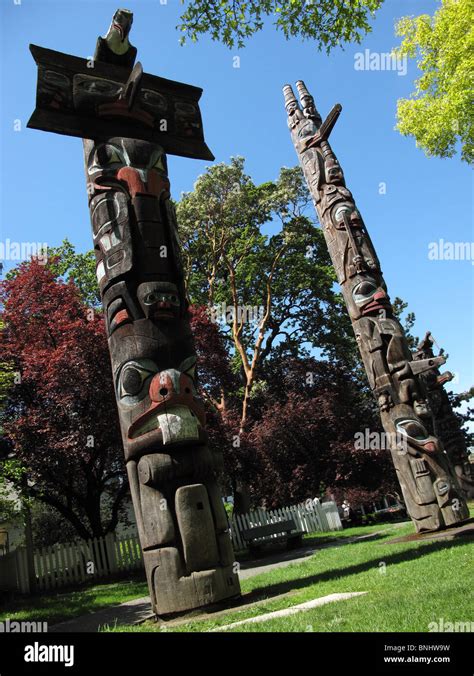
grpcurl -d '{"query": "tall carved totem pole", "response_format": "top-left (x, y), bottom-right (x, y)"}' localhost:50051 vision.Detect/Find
top-left (413, 333), bottom-right (474, 499)
top-left (283, 81), bottom-right (470, 533)
top-left (28, 9), bottom-right (240, 615)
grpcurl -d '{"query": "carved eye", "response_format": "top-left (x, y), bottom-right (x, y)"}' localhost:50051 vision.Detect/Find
top-left (89, 145), bottom-right (123, 173)
top-left (298, 121), bottom-right (317, 138)
top-left (352, 279), bottom-right (378, 304)
top-left (141, 89), bottom-right (168, 112)
top-left (175, 101), bottom-right (196, 116)
top-left (143, 291), bottom-right (180, 306)
top-left (98, 146), bottom-right (122, 165)
top-left (152, 155), bottom-right (166, 171)
top-left (44, 70), bottom-right (70, 88)
top-left (78, 78), bottom-right (121, 96)
top-left (144, 293), bottom-right (157, 305)
top-left (117, 359), bottom-right (158, 404)
top-left (396, 419), bottom-right (429, 442)
top-left (121, 368), bottom-right (143, 396)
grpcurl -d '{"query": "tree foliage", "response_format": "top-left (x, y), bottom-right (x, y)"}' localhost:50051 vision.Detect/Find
top-left (394, 0), bottom-right (473, 164)
top-left (46, 239), bottom-right (101, 308)
top-left (5, 239), bottom-right (100, 309)
top-left (190, 307), bottom-right (398, 507)
top-left (0, 488), bottom-right (20, 526)
top-left (392, 296), bottom-right (418, 350)
top-left (178, 0), bottom-right (383, 51)
top-left (0, 318), bottom-right (16, 460)
top-left (0, 161), bottom-right (416, 518)
top-left (30, 502), bottom-right (79, 548)
top-left (0, 322), bottom-right (15, 411)
top-left (0, 260), bottom-right (127, 540)
top-left (177, 157), bottom-right (351, 430)
top-left (189, 305), bottom-right (239, 412)
top-left (247, 356), bottom-right (397, 507)
top-left (449, 387), bottom-right (474, 452)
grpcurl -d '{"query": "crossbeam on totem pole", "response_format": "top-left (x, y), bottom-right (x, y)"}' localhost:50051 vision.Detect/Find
top-left (27, 8), bottom-right (240, 617)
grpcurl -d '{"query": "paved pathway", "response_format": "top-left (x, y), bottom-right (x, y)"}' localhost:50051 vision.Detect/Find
top-left (49, 596), bottom-right (153, 633)
top-left (49, 530), bottom-right (385, 632)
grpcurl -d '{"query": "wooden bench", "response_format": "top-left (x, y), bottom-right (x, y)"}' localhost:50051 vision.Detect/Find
top-left (241, 519), bottom-right (303, 553)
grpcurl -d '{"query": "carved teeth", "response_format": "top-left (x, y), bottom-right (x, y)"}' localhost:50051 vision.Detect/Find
top-left (130, 414), bottom-right (158, 438)
top-left (130, 405), bottom-right (201, 441)
top-left (158, 405), bottom-right (200, 444)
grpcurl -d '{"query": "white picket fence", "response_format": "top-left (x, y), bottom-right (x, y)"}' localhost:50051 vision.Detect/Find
top-left (0, 533), bottom-right (142, 595)
top-left (0, 500), bottom-right (341, 594)
top-left (229, 499), bottom-right (342, 551)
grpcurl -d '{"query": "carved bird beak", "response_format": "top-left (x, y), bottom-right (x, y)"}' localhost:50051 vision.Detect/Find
top-left (112, 9), bottom-right (133, 41)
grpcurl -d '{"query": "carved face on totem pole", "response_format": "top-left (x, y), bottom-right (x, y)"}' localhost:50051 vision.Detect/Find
top-left (82, 132), bottom-right (239, 614)
top-left (28, 8), bottom-right (240, 616)
top-left (84, 136), bottom-right (206, 460)
top-left (346, 275), bottom-right (390, 320)
top-left (283, 79), bottom-right (470, 531)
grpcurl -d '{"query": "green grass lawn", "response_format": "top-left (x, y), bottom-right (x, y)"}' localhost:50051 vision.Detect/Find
top-left (0, 524), bottom-right (386, 626)
top-left (105, 519), bottom-right (473, 633)
top-left (1, 516), bottom-right (472, 632)
top-left (0, 578), bottom-right (148, 625)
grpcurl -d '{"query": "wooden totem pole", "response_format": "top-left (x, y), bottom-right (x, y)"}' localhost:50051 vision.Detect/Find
top-left (283, 81), bottom-right (470, 532)
top-left (28, 9), bottom-right (240, 615)
top-left (413, 333), bottom-right (474, 499)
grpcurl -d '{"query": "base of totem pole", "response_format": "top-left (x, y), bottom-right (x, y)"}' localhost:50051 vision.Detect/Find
top-left (153, 592), bottom-right (244, 622)
top-left (384, 518), bottom-right (474, 545)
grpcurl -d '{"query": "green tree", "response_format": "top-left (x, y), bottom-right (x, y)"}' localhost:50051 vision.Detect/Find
top-left (29, 501), bottom-right (85, 547)
top-left (177, 157), bottom-right (350, 431)
top-left (0, 320), bottom-right (15, 407)
top-left (0, 459), bottom-right (27, 546)
top-left (392, 296), bottom-right (418, 350)
top-left (5, 239), bottom-right (100, 308)
top-left (394, 0), bottom-right (473, 164)
top-left (46, 239), bottom-right (101, 308)
top-left (178, 0), bottom-right (383, 50)
top-left (0, 491), bottom-right (20, 525)
top-left (450, 387), bottom-right (474, 454)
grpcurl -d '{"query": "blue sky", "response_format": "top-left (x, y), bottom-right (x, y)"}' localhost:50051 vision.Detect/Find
top-left (0, 0), bottom-right (472, 395)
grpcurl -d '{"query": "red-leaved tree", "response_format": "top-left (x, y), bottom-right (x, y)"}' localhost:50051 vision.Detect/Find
top-left (189, 309), bottom-right (399, 510)
top-left (0, 259), bottom-right (127, 539)
top-left (246, 357), bottom-right (398, 508)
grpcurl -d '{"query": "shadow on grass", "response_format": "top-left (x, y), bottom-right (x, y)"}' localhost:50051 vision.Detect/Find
top-left (237, 532), bottom-right (388, 572)
top-left (244, 537), bottom-right (471, 600)
top-left (302, 531), bottom-right (388, 549)
top-left (0, 575), bottom-right (147, 623)
top-left (195, 536), bottom-right (472, 620)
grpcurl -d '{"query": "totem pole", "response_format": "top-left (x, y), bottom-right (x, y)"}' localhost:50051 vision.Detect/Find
top-left (28, 9), bottom-right (240, 615)
top-left (283, 81), bottom-right (469, 532)
top-left (413, 333), bottom-right (474, 498)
